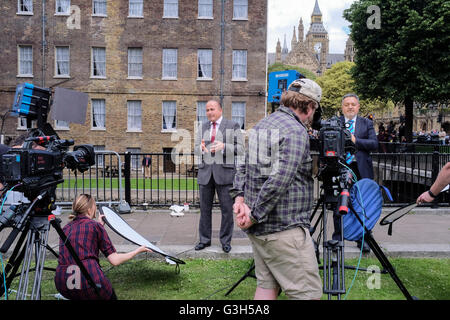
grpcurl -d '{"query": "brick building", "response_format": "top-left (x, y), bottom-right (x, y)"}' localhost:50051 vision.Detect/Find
top-left (0, 0), bottom-right (267, 164)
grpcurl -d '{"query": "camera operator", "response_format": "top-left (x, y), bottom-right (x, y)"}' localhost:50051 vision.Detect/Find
top-left (333, 93), bottom-right (378, 253)
top-left (230, 79), bottom-right (323, 300)
top-left (55, 194), bottom-right (152, 300)
top-left (416, 162), bottom-right (450, 204)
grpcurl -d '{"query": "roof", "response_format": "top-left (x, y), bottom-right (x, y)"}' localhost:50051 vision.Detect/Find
top-left (312, 0), bottom-right (322, 16)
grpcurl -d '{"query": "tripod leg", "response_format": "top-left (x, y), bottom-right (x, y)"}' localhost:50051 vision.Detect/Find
top-left (17, 229), bottom-right (35, 300)
top-left (225, 262), bottom-right (255, 296)
top-left (31, 225), bottom-right (50, 300)
top-left (364, 233), bottom-right (414, 300)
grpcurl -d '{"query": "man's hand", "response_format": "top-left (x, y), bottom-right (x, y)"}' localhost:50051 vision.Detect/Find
top-left (201, 139), bottom-right (209, 153)
top-left (210, 141), bottom-right (224, 153)
top-left (416, 191), bottom-right (434, 204)
top-left (233, 196), bottom-right (254, 230)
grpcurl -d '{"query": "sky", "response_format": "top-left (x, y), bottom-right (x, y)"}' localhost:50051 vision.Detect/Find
top-left (268, 0), bottom-right (357, 54)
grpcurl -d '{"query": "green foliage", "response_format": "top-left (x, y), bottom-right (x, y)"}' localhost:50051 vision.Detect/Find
top-left (315, 61), bottom-right (394, 118)
top-left (343, 0), bottom-right (450, 103)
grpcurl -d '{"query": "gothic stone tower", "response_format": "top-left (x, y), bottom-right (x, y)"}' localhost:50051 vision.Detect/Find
top-left (305, 0), bottom-right (329, 74)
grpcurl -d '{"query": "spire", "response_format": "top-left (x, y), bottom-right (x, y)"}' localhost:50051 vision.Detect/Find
top-left (291, 26), bottom-right (297, 49)
top-left (313, 0), bottom-right (322, 16)
top-left (298, 18), bottom-right (304, 42)
top-left (282, 34), bottom-right (289, 54)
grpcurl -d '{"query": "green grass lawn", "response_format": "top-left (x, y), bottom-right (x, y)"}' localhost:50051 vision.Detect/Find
top-left (5, 257), bottom-right (449, 300)
top-left (58, 178), bottom-right (199, 190)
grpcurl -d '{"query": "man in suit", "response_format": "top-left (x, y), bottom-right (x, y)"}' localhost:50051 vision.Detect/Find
top-left (334, 93), bottom-right (378, 252)
top-left (194, 100), bottom-right (243, 253)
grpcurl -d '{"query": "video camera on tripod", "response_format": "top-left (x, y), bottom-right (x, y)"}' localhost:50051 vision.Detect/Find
top-left (0, 83), bottom-right (98, 300)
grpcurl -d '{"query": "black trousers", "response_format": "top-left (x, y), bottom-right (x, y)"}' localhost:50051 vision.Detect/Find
top-left (198, 175), bottom-right (234, 246)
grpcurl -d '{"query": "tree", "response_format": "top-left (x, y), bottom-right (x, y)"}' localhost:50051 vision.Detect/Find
top-left (316, 61), bottom-right (394, 118)
top-left (344, 0), bottom-right (450, 142)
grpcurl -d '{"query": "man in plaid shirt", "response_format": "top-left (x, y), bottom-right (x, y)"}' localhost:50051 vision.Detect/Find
top-left (230, 78), bottom-right (323, 300)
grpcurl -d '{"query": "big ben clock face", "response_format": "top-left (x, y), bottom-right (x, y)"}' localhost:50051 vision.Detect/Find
top-left (314, 42), bottom-right (322, 53)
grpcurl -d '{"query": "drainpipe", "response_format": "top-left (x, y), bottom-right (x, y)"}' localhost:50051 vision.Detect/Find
top-left (220, 0), bottom-right (225, 106)
top-left (42, 0), bottom-right (46, 87)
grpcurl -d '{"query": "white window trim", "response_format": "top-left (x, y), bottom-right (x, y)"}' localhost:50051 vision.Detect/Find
top-left (162, 49), bottom-right (178, 80)
top-left (55, 0), bottom-right (71, 16)
top-left (232, 0), bottom-right (248, 20)
top-left (127, 100), bottom-right (142, 132)
top-left (17, 0), bottom-right (33, 15)
top-left (92, 0), bottom-right (107, 17)
top-left (128, 0), bottom-right (144, 18)
top-left (17, 45), bottom-right (33, 78)
top-left (90, 47), bottom-right (107, 79)
top-left (91, 99), bottom-right (106, 130)
top-left (163, 0), bottom-right (179, 19)
top-left (54, 120), bottom-right (70, 130)
top-left (161, 101), bottom-right (177, 133)
top-left (54, 46), bottom-right (71, 78)
top-left (127, 48), bottom-right (143, 79)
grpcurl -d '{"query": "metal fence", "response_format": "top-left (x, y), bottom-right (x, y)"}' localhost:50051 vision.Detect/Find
top-left (55, 147), bottom-right (450, 208)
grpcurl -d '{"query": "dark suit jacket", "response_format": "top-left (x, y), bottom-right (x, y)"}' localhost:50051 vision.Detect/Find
top-left (195, 118), bottom-right (244, 185)
top-left (341, 115), bottom-right (378, 179)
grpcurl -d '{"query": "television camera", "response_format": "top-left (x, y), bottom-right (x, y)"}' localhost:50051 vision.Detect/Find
top-left (0, 83), bottom-right (99, 300)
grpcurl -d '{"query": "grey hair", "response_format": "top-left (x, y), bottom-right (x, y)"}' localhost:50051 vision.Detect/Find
top-left (341, 93), bottom-right (360, 104)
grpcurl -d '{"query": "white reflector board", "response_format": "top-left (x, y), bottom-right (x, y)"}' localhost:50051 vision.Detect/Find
top-left (100, 206), bottom-right (185, 265)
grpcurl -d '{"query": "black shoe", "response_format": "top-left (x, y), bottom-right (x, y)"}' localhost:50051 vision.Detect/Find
top-left (356, 240), bottom-right (370, 253)
top-left (222, 244), bottom-right (232, 253)
top-left (195, 243), bottom-right (210, 251)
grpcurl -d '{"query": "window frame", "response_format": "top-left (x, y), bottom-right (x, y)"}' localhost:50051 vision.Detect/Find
top-left (162, 101), bottom-right (177, 132)
top-left (162, 48), bottom-right (178, 80)
top-left (54, 46), bottom-right (70, 78)
top-left (128, 0), bottom-right (143, 18)
top-left (127, 47), bottom-right (143, 79)
top-left (91, 98), bottom-right (106, 130)
top-left (198, 0), bottom-right (213, 19)
top-left (17, 0), bottom-right (33, 15)
top-left (232, 0), bottom-right (248, 20)
top-left (91, 47), bottom-right (106, 79)
top-left (197, 49), bottom-right (213, 80)
top-left (55, 0), bottom-right (71, 15)
top-left (17, 45), bottom-right (33, 78)
top-left (232, 49), bottom-right (248, 81)
top-left (127, 100), bottom-right (142, 132)
top-left (92, 0), bottom-right (107, 17)
top-left (163, 0), bottom-right (178, 19)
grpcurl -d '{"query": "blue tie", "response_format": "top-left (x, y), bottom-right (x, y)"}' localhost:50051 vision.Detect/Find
top-left (346, 120), bottom-right (355, 164)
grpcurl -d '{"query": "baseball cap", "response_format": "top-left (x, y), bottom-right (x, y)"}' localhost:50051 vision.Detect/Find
top-left (288, 78), bottom-right (322, 103)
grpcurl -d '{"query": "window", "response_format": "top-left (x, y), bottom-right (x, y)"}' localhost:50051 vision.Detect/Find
top-left (127, 100), bottom-right (142, 131)
top-left (128, 48), bottom-right (143, 78)
top-left (163, 0), bottom-right (178, 18)
top-left (56, 0), bottom-right (70, 14)
top-left (18, 45), bottom-right (33, 77)
top-left (126, 148), bottom-right (141, 170)
top-left (91, 47), bottom-right (106, 78)
top-left (17, 117), bottom-right (36, 130)
top-left (93, 0), bottom-right (107, 16)
top-left (55, 120), bottom-right (70, 130)
top-left (55, 46), bottom-right (70, 77)
top-left (232, 50), bottom-right (247, 80)
top-left (91, 99), bottom-right (106, 129)
top-left (233, 0), bottom-right (248, 20)
top-left (18, 0), bottom-right (33, 14)
top-left (94, 145), bottom-right (105, 167)
top-left (197, 101), bottom-right (208, 124)
top-left (162, 49), bottom-right (177, 79)
top-left (198, 0), bottom-right (213, 19)
top-left (198, 49), bottom-right (212, 79)
top-left (232, 102), bottom-right (246, 130)
top-left (162, 101), bottom-right (177, 131)
top-left (129, 0), bottom-right (143, 17)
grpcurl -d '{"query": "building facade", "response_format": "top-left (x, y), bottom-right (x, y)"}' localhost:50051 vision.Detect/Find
top-left (0, 0), bottom-right (267, 159)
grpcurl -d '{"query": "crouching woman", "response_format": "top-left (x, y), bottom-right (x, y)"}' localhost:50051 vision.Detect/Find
top-left (55, 194), bottom-right (151, 300)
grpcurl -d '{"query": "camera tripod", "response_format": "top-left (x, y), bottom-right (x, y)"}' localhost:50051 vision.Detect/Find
top-left (310, 173), bottom-right (416, 300)
top-left (0, 188), bottom-right (101, 300)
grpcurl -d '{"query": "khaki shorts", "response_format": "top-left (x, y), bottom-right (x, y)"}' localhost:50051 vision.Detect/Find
top-left (248, 227), bottom-right (322, 300)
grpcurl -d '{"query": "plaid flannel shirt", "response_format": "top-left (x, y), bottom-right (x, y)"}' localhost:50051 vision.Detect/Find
top-left (230, 106), bottom-right (314, 236)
